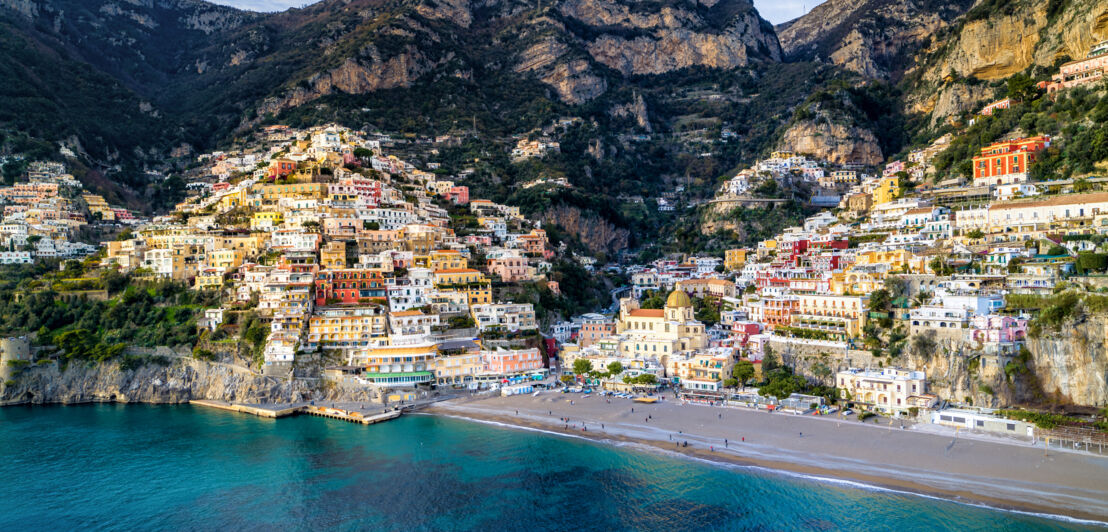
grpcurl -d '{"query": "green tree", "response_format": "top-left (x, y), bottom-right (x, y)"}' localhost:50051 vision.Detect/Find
top-left (761, 348), bottom-right (779, 373)
top-left (732, 360), bottom-right (755, 384)
top-left (607, 361), bottom-right (623, 375)
top-left (1006, 73), bottom-right (1038, 102)
top-left (572, 358), bottom-right (593, 375)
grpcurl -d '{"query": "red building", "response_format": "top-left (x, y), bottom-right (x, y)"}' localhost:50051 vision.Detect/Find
top-left (447, 186), bottom-right (469, 205)
top-left (972, 136), bottom-right (1050, 181)
top-left (269, 158), bottom-right (297, 180)
top-left (314, 269), bottom-right (387, 305)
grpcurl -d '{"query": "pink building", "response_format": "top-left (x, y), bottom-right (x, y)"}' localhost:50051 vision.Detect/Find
top-left (969, 315), bottom-right (1028, 345)
top-left (578, 315), bottom-right (614, 348)
top-left (979, 98), bottom-right (1013, 116)
top-left (483, 348), bottom-right (543, 375)
top-left (488, 256), bottom-right (531, 282)
top-left (447, 186), bottom-right (469, 205)
top-left (464, 235), bottom-right (492, 246)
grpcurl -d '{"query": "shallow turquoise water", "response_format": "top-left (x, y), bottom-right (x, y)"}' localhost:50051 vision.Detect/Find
top-left (0, 404), bottom-right (1097, 531)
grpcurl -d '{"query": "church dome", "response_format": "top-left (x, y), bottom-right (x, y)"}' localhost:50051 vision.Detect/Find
top-left (665, 290), bottom-right (692, 308)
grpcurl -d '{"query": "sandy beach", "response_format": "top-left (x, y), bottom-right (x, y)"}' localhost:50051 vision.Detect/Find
top-left (427, 392), bottom-right (1108, 523)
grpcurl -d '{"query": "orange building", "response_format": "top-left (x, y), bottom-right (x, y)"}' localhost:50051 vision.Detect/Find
top-left (972, 136), bottom-right (1050, 182)
top-left (269, 158), bottom-right (296, 179)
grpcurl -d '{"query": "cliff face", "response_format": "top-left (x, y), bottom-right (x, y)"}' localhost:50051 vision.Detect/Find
top-left (780, 316), bottom-right (1108, 409)
top-left (562, 0), bottom-right (781, 76)
top-left (2, 0), bottom-right (781, 115)
top-left (0, 355), bottom-right (395, 406)
top-left (0, 357), bottom-right (313, 405)
top-left (1025, 316), bottom-right (1108, 407)
top-left (777, 0), bottom-right (973, 79)
top-left (777, 119), bottom-right (883, 166)
top-left (910, 0), bottom-right (1108, 122)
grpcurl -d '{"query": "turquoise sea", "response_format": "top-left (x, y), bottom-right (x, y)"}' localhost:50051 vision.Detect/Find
top-left (0, 404), bottom-right (1100, 531)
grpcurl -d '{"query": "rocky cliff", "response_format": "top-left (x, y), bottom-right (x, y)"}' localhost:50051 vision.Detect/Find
top-left (777, 0), bottom-right (973, 79)
top-left (562, 0), bottom-right (781, 76)
top-left (777, 119), bottom-right (883, 166)
top-left (910, 0), bottom-right (1108, 121)
top-left (1025, 315), bottom-right (1108, 407)
top-left (0, 356), bottom-right (377, 406)
top-left (781, 315), bottom-right (1108, 409)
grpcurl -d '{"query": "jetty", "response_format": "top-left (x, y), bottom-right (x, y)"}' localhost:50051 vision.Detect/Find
top-left (190, 399), bottom-right (403, 425)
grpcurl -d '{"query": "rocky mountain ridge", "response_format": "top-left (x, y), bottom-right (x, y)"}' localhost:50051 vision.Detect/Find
top-left (776, 0), bottom-right (974, 79)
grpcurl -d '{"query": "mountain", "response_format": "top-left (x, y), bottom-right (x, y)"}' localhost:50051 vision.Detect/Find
top-left (905, 0), bottom-right (1108, 123)
top-left (0, 0), bottom-right (782, 142)
top-left (776, 0), bottom-right (974, 79)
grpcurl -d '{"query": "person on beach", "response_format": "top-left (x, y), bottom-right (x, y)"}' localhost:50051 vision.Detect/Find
top-left (725, 439), bottom-right (728, 447)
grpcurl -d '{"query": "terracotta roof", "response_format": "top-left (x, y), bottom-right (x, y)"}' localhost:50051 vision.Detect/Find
top-left (629, 309), bottom-right (665, 318)
top-left (990, 192), bottom-right (1108, 211)
top-left (903, 207), bottom-right (934, 215)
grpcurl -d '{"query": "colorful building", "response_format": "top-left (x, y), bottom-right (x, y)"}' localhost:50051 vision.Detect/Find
top-left (971, 136), bottom-right (1049, 183)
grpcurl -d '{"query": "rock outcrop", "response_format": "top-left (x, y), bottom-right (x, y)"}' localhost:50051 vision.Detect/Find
top-left (258, 50), bottom-right (445, 118)
top-left (0, 356), bottom-right (381, 406)
top-left (562, 0), bottom-right (781, 76)
top-left (1025, 316), bottom-right (1108, 407)
top-left (777, 119), bottom-right (883, 166)
top-left (777, 0), bottom-right (973, 79)
top-left (911, 0), bottom-right (1108, 122)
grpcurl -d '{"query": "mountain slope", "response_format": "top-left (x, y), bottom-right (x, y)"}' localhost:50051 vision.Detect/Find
top-left (906, 0), bottom-right (1108, 123)
top-left (777, 0), bottom-right (974, 79)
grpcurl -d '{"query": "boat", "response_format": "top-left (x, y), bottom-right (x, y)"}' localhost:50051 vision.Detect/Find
top-left (633, 397), bottom-right (659, 404)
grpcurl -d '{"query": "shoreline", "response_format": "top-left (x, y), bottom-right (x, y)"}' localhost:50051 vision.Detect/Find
top-left (6, 394), bottom-right (1107, 525)
top-left (426, 394), bottom-right (1108, 525)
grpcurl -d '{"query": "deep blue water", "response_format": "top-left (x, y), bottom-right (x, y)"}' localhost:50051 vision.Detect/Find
top-left (0, 404), bottom-right (1099, 531)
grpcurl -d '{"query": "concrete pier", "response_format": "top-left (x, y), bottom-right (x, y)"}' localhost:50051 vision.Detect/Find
top-left (190, 399), bottom-right (403, 425)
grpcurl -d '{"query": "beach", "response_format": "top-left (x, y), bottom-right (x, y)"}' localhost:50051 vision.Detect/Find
top-left (427, 392), bottom-right (1108, 523)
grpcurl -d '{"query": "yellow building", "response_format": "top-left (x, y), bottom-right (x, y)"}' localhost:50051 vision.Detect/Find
top-left (788, 294), bottom-right (868, 340)
top-left (356, 344), bottom-right (437, 386)
top-left (724, 249), bottom-right (748, 271)
top-left (830, 270), bottom-right (886, 295)
top-left (251, 211), bottom-right (283, 231)
top-left (306, 307), bottom-right (388, 351)
top-left (213, 233), bottom-right (268, 256)
top-left (615, 291), bottom-right (707, 369)
top-left (194, 267), bottom-right (224, 290)
top-left (208, 249), bottom-right (244, 272)
top-left (82, 194), bottom-right (114, 221)
top-left (434, 352), bottom-right (486, 386)
top-left (675, 353), bottom-right (733, 392)
top-left (217, 189), bottom-right (248, 211)
top-left (320, 241), bottom-right (347, 270)
top-left (854, 249), bottom-right (924, 273)
top-left (433, 268), bottom-right (492, 305)
top-left (251, 182), bottom-right (327, 205)
top-left (871, 175), bottom-right (900, 205)
top-left (415, 249), bottom-right (467, 271)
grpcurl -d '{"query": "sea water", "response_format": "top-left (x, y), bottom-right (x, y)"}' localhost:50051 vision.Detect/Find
top-left (0, 404), bottom-right (1098, 531)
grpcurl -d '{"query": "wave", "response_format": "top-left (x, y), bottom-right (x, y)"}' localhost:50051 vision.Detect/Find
top-left (424, 411), bottom-right (1108, 528)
